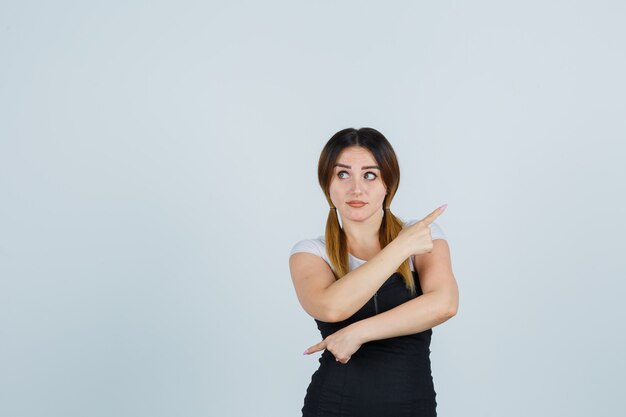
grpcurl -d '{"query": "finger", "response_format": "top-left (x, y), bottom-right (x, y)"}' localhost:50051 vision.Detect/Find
top-left (304, 340), bottom-right (326, 355)
top-left (421, 204), bottom-right (448, 226)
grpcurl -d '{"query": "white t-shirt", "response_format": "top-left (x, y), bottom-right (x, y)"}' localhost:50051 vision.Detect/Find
top-left (289, 220), bottom-right (446, 273)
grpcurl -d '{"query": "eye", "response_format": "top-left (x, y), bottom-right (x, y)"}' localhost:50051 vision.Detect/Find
top-left (364, 171), bottom-right (378, 180)
top-left (337, 170), bottom-right (349, 179)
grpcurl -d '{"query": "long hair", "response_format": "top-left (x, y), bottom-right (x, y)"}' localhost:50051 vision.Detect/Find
top-left (317, 127), bottom-right (415, 295)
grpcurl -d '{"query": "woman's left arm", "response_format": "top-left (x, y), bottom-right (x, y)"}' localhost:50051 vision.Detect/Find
top-left (353, 238), bottom-right (459, 342)
top-left (304, 239), bottom-right (458, 362)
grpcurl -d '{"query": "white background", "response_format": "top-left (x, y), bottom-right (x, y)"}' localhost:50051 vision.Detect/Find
top-left (1, 1), bottom-right (625, 416)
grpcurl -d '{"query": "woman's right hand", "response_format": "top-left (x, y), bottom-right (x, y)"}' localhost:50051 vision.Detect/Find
top-left (396, 204), bottom-right (447, 257)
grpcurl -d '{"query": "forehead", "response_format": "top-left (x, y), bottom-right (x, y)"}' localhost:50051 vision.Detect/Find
top-left (335, 147), bottom-right (376, 166)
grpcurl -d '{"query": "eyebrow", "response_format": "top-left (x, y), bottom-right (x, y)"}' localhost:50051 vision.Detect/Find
top-left (334, 163), bottom-right (380, 170)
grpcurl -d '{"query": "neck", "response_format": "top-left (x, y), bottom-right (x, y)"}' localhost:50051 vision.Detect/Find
top-left (340, 210), bottom-right (385, 247)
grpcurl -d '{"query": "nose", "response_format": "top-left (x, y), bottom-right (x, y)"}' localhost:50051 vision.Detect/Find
top-left (349, 176), bottom-right (364, 196)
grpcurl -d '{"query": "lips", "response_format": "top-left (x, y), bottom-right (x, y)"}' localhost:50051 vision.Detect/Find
top-left (347, 201), bottom-right (366, 207)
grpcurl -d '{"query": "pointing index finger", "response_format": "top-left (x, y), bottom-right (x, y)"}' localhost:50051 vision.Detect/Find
top-left (304, 340), bottom-right (327, 355)
top-left (421, 204), bottom-right (448, 226)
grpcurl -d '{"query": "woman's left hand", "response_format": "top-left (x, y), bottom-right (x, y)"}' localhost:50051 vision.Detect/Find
top-left (303, 324), bottom-right (364, 364)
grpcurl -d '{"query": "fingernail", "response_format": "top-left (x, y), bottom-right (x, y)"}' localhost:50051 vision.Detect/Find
top-left (440, 204), bottom-right (448, 212)
top-left (303, 349), bottom-right (309, 355)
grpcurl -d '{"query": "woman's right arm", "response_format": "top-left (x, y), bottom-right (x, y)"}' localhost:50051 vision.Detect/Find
top-left (289, 238), bottom-right (411, 323)
top-left (289, 206), bottom-right (445, 323)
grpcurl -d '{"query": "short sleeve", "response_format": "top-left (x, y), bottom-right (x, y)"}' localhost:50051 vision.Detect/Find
top-left (404, 219), bottom-right (447, 241)
top-left (290, 237), bottom-right (335, 273)
top-left (289, 238), bottom-right (325, 258)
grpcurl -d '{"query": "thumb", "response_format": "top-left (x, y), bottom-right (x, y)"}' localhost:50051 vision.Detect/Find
top-left (304, 340), bottom-right (327, 355)
top-left (421, 204), bottom-right (448, 226)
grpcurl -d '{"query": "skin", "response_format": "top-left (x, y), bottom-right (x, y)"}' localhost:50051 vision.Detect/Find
top-left (328, 146), bottom-right (387, 257)
top-left (303, 147), bottom-right (459, 363)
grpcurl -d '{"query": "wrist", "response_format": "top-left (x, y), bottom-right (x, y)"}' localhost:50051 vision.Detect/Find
top-left (350, 320), bottom-right (373, 345)
top-left (387, 237), bottom-right (411, 262)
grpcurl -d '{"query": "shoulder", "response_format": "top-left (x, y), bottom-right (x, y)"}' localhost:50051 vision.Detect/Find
top-left (404, 218), bottom-right (447, 241)
top-left (289, 236), bottom-right (335, 273)
top-left (289, 236), bottom-right (327, 258)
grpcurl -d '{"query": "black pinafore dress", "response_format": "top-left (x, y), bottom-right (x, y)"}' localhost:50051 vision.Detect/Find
top-left (301, 270), bottom-right (437, 417)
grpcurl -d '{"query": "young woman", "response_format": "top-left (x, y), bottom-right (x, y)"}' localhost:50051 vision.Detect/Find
top-left (289, 127), bottom-right (459, 417)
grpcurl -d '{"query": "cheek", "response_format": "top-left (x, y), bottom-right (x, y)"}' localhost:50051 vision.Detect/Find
top-left (329, 180), bottom-right (345, 192)
top-left (374, 185), bottom-right (387, 199)
top-left (328, 184), bottom-right (341, 199)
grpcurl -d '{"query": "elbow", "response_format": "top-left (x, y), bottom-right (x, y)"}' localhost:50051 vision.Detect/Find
top-left (305, 293), bottom-right (350, 323)
top-left (315, 313), bottom-right (343, 324)
top-left (438, 307), bottom-right (456, 323)
top-left (440, 295), bottom-right (459, 320)
top-left (445, 304), bottom-right (458, 319)
top-left (320, 294), bottom-right (353, 323)
top-left (323, 308), bottom-right (348, 323)
top-left (310, 306), bottom-right (346, 323)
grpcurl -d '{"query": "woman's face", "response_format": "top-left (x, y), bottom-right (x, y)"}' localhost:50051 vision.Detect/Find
top-left (329, 146), bottom-right (387, 223)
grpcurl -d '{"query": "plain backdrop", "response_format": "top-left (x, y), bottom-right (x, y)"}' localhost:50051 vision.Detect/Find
top-left (1, 1), bottom-right (625, 416)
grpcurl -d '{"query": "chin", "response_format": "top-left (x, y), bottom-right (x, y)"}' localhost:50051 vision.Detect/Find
top-left (342, 211), bottom-right (376, 222)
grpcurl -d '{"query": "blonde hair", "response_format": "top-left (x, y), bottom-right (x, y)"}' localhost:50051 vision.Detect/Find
top-left (318, 127), bottom-right (415, 295)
